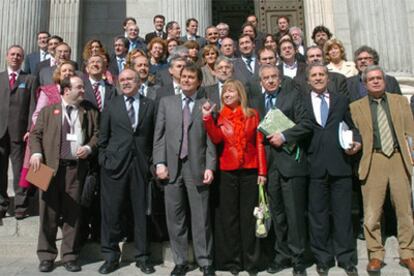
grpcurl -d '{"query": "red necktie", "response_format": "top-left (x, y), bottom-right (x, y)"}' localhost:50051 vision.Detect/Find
top-left (9, 72), bottom-right (16, 89)
top-left (93, 82), bottom-right (102, 111)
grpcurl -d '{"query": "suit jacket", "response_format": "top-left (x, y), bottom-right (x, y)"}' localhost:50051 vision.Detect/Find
top-left (154, 67), bottom-right (172, 87)
top-left (107, 54), bottom-right (121, 77)
top-left (153, 92), bottom-right (216, 184)
top-left (83, 77), bottom-right (117, 111)
top-left (145, 84), bottom-right (160, 101)
top-left (99, 94), bottom-right (155, 179)
top-left (233, 57), bottom-right (260, 85)
top-left (304, 90), bottom-right (361, 178)
top-left (34, 59), bottom-right (51, 78)
top-left (24, 51), bottom-right (41, 74)
top-left (145, 31), bottom-right (167, 44)
top-left (347, 74), bottom-right (401, 102)
top-left (294, 71), bottom-right (349, 98)
top-left (278, 61), bottom-right (307, 79)
top-left (0, 71), bottom-right (37, 141)
top-left (350, 93), bottom-right (414, 180)
top-left (203, 83), bottom-right (221, 108)
top-left (248, 77), bottom-right (312, 177)
top-left (30, 102), bottom-right (99, 172)
top-left (180, 35), bottom-right (207, 48)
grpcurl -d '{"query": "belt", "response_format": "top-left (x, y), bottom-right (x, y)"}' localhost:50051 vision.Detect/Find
top-left (373, 148), bottom-right (400, 154)
top-left (59, 159), bottom-right (78, 166)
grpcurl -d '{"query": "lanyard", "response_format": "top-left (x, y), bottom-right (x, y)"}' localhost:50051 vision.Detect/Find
top-left (63, 107), bottom-right (79, 134)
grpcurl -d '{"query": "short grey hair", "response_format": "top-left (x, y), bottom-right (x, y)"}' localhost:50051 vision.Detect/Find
top-left (258, 64), bottom-right (280, 79)
top-left (214, 56), bottom-right (233, 70)
top-left (361, 65), bottom-right (385, 83)
top-left (305, 62), bottom-right (328, 79)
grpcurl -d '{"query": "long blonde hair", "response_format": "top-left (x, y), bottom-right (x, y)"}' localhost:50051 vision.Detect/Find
top-left (221, 79), bottom-right (255, 117)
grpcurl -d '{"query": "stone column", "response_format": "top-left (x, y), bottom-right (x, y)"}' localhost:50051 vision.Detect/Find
top-left (303, 0), bottom-right (335, 46)
top-left (347, 0), bottom-right (412, 76)
top-left (159, 0), bottom-right (212, 38)
top-left (49, 0), bottom-right (82, 62)
top-left (0, 0), bottom-right (50, 68)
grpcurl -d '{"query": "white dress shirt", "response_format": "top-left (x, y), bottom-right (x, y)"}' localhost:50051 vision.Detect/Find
top-left (311, 91), bottom-right (330, 126)
top-left (61, 98), bottom-right (85, 159)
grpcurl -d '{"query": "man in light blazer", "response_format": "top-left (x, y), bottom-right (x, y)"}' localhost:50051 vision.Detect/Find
top-left (153, 64), bottom-right (216, 276)
top-left (350, 65), bottom-right (414, 274)
top-left (0, 45), bottom-right (37, 220)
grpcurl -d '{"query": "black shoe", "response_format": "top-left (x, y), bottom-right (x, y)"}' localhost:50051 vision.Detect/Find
top-left (63, 261), bottom-right (81, 272)
top-left (267, 261), bottom-right (290, 274)
top-left (316, 262), bottom-right (334, 275)
top-left (293, 264), bottom-right (307, 276)
top-left (39, 260), bottom-right (54, 272)
top-left (339, 263), bottom-right (358, 275)
top-left (98, 261), bottom-right (119, 274)
top-left (201, 265), bottom-right (215, 276)
top-left (170, 265), bottom-right (188, 276)
top-left (229, 268), bottom-right (239, 275)
top-left (15, 211), bottom-right (29, 220)
top-left (136, 260), bottom-right (155, 274)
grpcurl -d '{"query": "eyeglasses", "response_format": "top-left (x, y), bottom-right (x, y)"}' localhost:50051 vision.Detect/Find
top-left (357, 56), bottom-right (373, 62)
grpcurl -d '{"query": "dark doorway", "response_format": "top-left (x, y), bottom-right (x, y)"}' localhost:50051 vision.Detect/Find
top-left (212, 0), bottom-right (255, 40)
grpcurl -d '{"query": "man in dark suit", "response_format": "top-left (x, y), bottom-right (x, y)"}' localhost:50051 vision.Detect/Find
top-left (278, 39), bottom-right (306, 79)
top-left (0, 45), bottom-right (37, 219)
top-left (294, 46), bottom-right (348, 97)
top-left (108, 36), bottom-right (129, 78)
top-left (34, 35), bottom-right (63, 78)
top-left (203, 56), bottom-right (234, 107)
top-left (24, 31), bottom-right (50, 74)
top-left (98, 69), bottom-right (155, 275)
top-left (180, 18), bottom-right (207, 48)
top-left (347, 45), bottom-right (401, 102)
top-left (248, 64), bottom-right (311, 276)
top-left (155, 47), bottom-right (189, 87)
top-left (233, 34), bottom-right (259, 85)
top-left (29, 75), bottom-right (99, 272)
top-left (155, 56), bottom-right (187, 99)
top-left (39, 42), bottom-right (79, 86)
top-left (84, 55), bottom-right (117, 111)
top-left (126, 24), bottom-right (146, 53)
top-left (131, 55), bottom-right (160, 100)
top-left (145, 14), bottom-right (167, 44)
top-left (153, 64), bottom-right (216, 276)
top-left (303, 63), bottom-right (361, 275)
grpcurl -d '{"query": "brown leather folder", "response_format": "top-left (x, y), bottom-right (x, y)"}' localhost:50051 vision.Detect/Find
top-left (26, 164), bottom-right (55, 191)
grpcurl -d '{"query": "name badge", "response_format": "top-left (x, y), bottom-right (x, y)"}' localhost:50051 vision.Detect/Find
top-left (66, 134), bottom-right (77, 141)
top-left (18, 83), bottom-right (26, 89)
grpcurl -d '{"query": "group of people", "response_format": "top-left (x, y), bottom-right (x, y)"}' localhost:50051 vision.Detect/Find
top-left (1, 11), bottom-right (414, 276)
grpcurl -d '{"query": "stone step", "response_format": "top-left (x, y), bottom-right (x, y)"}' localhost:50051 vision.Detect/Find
top-left (0, 216), bottom-right (412, 275)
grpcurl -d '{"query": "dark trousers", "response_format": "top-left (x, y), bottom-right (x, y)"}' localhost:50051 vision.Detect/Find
top-left (37, 163), bottom-right (81, 262)
top-left (214, 169), bottom-right (261, 272)
top-left (0, 132), bottom-right (27, 213)
top-left (308, 175), bottom-right (356, 266)
top-left (267, 168), bottom-right (307, 266)
top-left (101, 157), bottom-right (148, 262)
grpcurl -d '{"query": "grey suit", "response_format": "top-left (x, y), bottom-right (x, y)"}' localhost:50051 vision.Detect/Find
top-left (153, 92), bottom-right (216, 267)
top-left (0, 71), bottom-right (37, 214)
top-left (24, 51), bottom-right (41, 74)
top-left (233, 57), bottom-right (260, 85)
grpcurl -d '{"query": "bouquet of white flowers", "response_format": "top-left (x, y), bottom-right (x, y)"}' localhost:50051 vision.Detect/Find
top-left (253, 184), bottom-right (271, 238)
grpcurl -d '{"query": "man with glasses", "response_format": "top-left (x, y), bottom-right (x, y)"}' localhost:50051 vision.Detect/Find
top-left (347, 45), bottom-right (401, 102)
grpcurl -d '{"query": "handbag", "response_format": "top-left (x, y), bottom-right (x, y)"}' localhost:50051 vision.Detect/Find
top-left (253, 184), bottom-right (272, 238)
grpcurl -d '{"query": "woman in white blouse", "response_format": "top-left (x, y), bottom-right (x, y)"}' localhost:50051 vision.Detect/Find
top-left (324, 38), bottom-right (358, 78)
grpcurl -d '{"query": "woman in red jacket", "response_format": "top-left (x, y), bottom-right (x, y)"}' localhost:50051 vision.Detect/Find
top-left (202, 79), bottom-right (267, 275)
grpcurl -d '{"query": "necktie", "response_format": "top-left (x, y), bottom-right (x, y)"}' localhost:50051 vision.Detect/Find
top-left (139, 84), bottom-right (145, 96)
top-left (319, 94), bottom-right (329, 127)
top-left (180, 97), bottom-right (192, 159)
top-left (245, 57), bottom-right (253, 73)
top-left (9, 72), bottom-right (16, 89)
top-left (374, 98), bottom-right (394, 156)
top-left (60, 106), bottom-right (73, 159)
top-left (265, 93), bottom-right (276, 113)
top-left (93, 82), bottom-right (102, 111)
top-left (127, 96), bottom-right (136, 128)
top-left (118, 58), bottom-right (124, 72)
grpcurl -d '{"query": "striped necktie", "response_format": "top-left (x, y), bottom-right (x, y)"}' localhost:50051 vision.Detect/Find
top-left (374, 98), bottom-right (393, 156)
top-left (93, 82), bottom-right (102, 111)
